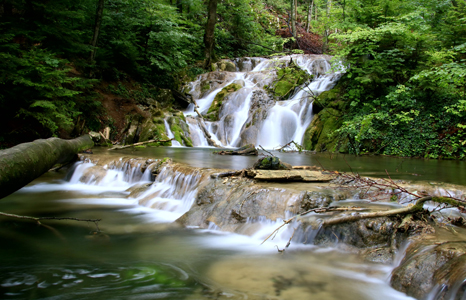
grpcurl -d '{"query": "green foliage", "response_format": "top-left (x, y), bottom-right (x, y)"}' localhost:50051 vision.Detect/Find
top-left (0, 40), bottom-right (96, 137)
top-left (324, 0), bottom-right (466, 159)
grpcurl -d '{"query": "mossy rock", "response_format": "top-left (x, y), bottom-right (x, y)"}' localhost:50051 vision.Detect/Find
top-left (271, 62), bottom-right (311, 99)
top-left (313, 82), bottom-right (346, 114)
top-left (200, 81), bottom-right (211, 93)
top-left (137, 118), bottom-right (171, 146)
top-left (303, 108), bottom-right (343, 152)
top-left (205, 83), bottom-right (242, 121)
top-left (253, 156), bottom-right (292, 170)
top-left (167, 116), bottom-right (193, 147)
top-left (302, 82), bottom-right (349, 152)
top-left (216, 60), bottom-right (236, 72)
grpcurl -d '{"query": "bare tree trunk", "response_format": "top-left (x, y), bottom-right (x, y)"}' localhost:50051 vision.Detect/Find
top-left (90, 0), bottom-right (105, 62)
top-left (322, 0), bottom-right (331, 53)
top-left (291, 0), bottom-right (297, 38)
top-left (315, 0), bottom-right (318, 21)
top-left (305, 0), bottom-right (314, 32)
top-left (0, 135), bottom-right (94, 199)
top-left (176, 0), bottom-right (182, 13)
top-left (342, 0), bottom-right (345, 21)
top-left (203, 0), bottom-right (217, 69)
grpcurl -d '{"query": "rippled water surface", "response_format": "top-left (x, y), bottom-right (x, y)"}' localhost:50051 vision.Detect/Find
top-left (2, 147), bottom-right (461, 299)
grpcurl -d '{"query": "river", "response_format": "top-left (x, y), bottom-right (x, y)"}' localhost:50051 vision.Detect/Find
top-left (0, 148), bottom-right (465, 299)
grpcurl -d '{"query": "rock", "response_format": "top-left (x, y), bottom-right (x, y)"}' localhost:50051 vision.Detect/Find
top-left (216, 60), bottom-right (237, 72)
top-left (171, 89), bottom-right (192, 109)
top-left (300, 190), bottom-right (333, 211)
top-left (167, 115), bottom-right (193, 147)
top-left (247, 169), bottom-right (335, 182)
top-left (204, 83), bottom-right (242, 121)
top-left (297, 212), bottom-right (435, 264)
top-left (303, 83), bottom-right (347, 152)
top-left (391, 240), bottom-right (466, 299)
top-left (270, 61), bottom-right (311, 99)
top-left (213, 144), bottom-right (258, 156)
top-left (176, 176), bottom-right (302, 232)
top-left (253, 156), bottom-right (292, 170)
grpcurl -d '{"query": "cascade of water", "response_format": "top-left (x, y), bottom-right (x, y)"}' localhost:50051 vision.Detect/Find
top-left (186, 117), bottom-right (210, 147)
top-left (184, 54), bottom-right (344, 149)
top-left (132, 166), bottom-right (204, 215)
top-left (164, 119), bottom-right (183, 147)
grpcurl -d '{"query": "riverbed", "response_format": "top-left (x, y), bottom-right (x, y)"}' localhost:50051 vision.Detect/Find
top-left (0, 147), bottom-right (464, 299)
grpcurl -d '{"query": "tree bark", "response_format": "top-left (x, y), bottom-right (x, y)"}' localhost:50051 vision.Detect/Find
top-left (291, 0), bottom-right (297, 38)
top-left (204, 0), bottom-right (218, 69)
top-left (90, 0), bottom-right (105, 62)
top-left (305, 0), bottom-right (313, 32)
top-left (0, 135), bottom-right (94, 199)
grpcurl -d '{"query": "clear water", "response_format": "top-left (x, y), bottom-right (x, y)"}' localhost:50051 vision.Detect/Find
top-left (2, 148), bottom-right (464, 299)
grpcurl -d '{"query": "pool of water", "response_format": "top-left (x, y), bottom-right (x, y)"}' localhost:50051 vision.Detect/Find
top-left (103, 147), bottom-right (466, 185)
top-left (2, 147), bottom-right (464, 299)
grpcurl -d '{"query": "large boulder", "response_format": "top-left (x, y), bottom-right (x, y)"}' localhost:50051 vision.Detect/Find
top-left (391, 240), bottom-right (466, 299)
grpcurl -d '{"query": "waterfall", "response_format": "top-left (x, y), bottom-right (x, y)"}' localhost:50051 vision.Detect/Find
top-left (164, 119), bottom-right (183, 147)
top-left (184, 54), bottom-right (343, 149)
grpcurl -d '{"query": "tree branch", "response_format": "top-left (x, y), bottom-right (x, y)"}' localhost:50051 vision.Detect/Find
top-left (0, 211), bottom-right (102, 232)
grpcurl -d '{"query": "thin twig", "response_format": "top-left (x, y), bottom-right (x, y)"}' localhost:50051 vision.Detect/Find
top-left (259, 145), bottom-right (275, 157)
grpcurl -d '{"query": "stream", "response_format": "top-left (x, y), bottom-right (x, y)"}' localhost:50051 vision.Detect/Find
top-left (1, 148), bottom-right (465, 299)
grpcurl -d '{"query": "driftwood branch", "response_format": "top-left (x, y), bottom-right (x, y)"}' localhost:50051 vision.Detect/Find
top-left (259, 145), bottom-right (274, 157)
top-left (264, 168), bottom-right (466, 251)
top-left (0, 211), bottom-right (102, 232)
top-left (321, 197), bottom-right (433, 226)
top-left (109, 139), bottom-right (173, 150)
top-left (261, 207), bottom-right (365, 245)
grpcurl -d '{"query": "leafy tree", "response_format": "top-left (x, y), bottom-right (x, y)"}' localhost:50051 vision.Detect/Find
top-left (327, 0), bottom-right (466, 158)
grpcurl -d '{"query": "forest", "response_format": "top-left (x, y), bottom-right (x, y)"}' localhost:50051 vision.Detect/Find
top-left (0, 0), bottom-right (465, 158)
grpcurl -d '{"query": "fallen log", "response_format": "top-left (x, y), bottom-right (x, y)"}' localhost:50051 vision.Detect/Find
top-left (109, 139), bottom-right (173, 150)
top-left (210, 170), bottom-right (244, 178)
top-left (0, 135), bottom-right (94, 199)
top-left (213, 144), bottom-right (258, 156)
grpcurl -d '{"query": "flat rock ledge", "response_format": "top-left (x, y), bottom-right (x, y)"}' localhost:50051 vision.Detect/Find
top-left (247, 169), bottom-right (335, 182)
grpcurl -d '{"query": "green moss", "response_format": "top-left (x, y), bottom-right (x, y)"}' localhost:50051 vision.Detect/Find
top-left (201, 81), bottom-right (211, 93)
top-left (167, 116), bottom-right (193, 147)
top-left (179, 112), bottom-right (186, 123)
top-left (205, 83), bottom-right (242, 121)
top-left (271, 63), bottom-right (311, 99)
top-left (161, 157), bottom-right (171, 164)
top-left (302, 83), bottom-right (348, 152)
top-left (134, 118), bottom-right (171, 146)
top-left (152, 109), bottom-right (164, 118)
top-left (134, 145), bottom-right (146, 148)
top-left (153, 117), bottom-right (165, 125)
